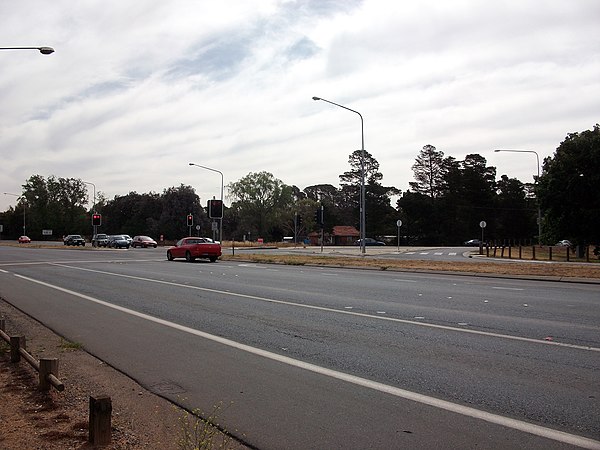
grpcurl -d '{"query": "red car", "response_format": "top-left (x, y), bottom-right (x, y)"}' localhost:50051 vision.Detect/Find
top-left (132, 235), bottom-right (158, 248)
top-left (166, 237), bottom-right (221, 262)
top-left (18, 236), bottom-right (31, 244)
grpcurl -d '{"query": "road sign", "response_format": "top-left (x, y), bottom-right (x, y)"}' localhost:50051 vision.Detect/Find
top-left (396, 220), bottom-right (402, 227)
top-left (42, 229), bottom-right (52, 235)
top-left (480, 221), bottom-right (487, 228)
top-left (195, 225), bottom-right (201, 231)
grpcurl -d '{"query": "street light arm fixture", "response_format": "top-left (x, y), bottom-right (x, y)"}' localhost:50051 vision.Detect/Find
top-left (494, 148), bottom-right (542, 243)
top-left (189, 162), bottom-right (224, 242)
top-left (312, 96), bottom-right (366, 254)
top-left (0, 46), bottom-right (54, 54)
top-left (494, 149), bottom-right (540, 178)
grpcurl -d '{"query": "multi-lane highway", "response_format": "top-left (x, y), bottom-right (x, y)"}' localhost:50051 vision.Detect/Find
top-left (1, 245), bottom-right (599, 449)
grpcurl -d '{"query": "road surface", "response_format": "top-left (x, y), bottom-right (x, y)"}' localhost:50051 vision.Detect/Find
top-left (0, 246), bottom-right (598, 449)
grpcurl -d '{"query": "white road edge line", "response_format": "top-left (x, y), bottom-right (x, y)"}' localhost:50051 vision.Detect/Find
top-left (11, 272), bottom-right (600, 450)
top-left (46, 263), bottom-right (600, 353)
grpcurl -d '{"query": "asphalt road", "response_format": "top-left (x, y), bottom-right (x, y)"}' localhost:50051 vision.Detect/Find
top-left (1, 246), bottom-right (599, 449)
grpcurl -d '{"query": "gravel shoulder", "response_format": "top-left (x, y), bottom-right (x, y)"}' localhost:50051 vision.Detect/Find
top-left (0, 298), bottom-right (246, 450)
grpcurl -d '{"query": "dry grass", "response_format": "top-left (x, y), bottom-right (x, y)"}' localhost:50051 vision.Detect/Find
top-left (222, 253), bottom-right (600, 280)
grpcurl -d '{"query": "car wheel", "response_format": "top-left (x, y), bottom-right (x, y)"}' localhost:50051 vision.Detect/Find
top-left (167, 251), bottom-right (174, 261)
top-left (153, 244), bottom-right (157, 248)
top-left (185, 251), bottom-right (195, 262)
top-left (209, 256), bottom-right (217, 263)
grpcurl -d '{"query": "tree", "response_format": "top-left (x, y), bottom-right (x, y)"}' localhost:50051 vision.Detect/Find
top-left (409, 145), bottom-right (446, 199)
top-left (339, 150), bottom-right (399, 237)
top-left (158, 185), bottom-right (205, 240)
top-left (20, 175), bottom-right (88, 238)
top-left (538, 124), bottom-right (600, 247)
top-left (227, 171), bottom-right (294, 241)
top-left (494, 175), bottom-right (536, 241)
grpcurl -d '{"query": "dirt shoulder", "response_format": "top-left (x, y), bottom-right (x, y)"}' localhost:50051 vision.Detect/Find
top-left (0, 299), bottom-right (247, 450)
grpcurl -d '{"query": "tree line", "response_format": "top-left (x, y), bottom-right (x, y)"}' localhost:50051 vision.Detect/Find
top-left (2, 125), bottom-right (598, 249)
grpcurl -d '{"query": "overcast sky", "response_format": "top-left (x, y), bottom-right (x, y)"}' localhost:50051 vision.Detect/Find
top-left (2, 0), bottom-right (599, 212)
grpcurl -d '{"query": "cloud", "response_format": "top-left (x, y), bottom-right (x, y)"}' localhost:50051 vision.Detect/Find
top-left (1, 0), bottom-right (600, 213)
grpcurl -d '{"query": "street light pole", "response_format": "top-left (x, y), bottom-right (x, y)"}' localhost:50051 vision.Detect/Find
top-left (313, 96), bottom-right (366, 255)
top-left (494, 149), bottom-right (542, 244)
top-left (3, 192), bottom-right (26, 236)
top-left (0, 46), bottom-right (54, 54)
top-left (188, 163), bottom-right (224, 243)
top-left (83, 181), bottom-right (97, 237)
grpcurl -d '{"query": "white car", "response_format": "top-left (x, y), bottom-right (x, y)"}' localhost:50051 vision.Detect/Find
top-left (556, 240), bottom-right (573, 247)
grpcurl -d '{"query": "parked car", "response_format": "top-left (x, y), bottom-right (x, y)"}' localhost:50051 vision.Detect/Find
top-left (556, 240), bottom-right (573, 247)
top-left (107, 235), bottom-right (130, 249)
top-left (18, 235), bottom-right (31, 244)
top-left (132, 235), bottom-right (158, 248)
top-left (64, 235), bottom-right (86, 246)
top-left (92, 233), bottom-right (109, 247)
top-left (166, 237), bottom-right (221, 262)
top-left (355, 238), bottom-right (386, 246)
top-left (464, 239), bottom-right (481, 246)
top-left (123, 235), bottom-right (133, 245)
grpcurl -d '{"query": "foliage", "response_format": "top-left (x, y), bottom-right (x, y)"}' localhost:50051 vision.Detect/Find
top-left (227, 171), bottom-right (294, 241)
top-left (177, 402), bottom-right (234, 450)
top-left (538, 124), bottom-right (600, 246)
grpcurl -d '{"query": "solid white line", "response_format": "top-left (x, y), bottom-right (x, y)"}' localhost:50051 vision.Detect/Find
top-left (492, 287), bottom-right (525, 291)
top-left (43, 263), bottom-right (600, 353)
top-left (10, 272), bottom-right (600, 449)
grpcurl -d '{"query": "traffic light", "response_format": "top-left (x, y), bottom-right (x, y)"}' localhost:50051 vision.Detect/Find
top-left (314, 207), bottom-right (323, 226)
top-left (92, 213), bottom-right (102, 226)
top-left (297, 215), bottom-right (303, 226)
top-left (187, 214), bottom-right (193, 227)
top-left (208, 199), bottom-right (223, 219)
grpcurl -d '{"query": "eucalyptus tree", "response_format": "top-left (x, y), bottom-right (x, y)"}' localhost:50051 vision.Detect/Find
top-left (227, 171), bottom-right (294, 241)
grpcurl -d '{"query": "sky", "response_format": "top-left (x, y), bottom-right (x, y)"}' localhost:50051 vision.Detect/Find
top-left (2, 0), bottom-right (599, 212)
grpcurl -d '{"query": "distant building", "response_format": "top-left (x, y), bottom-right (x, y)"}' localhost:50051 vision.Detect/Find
top-left (308, 225), bottom-right (360, 246)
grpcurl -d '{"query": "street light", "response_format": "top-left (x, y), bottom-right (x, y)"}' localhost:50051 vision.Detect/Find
top-left (0, 46), bottom-right (54, 54)
top-left (312, 96), bottom-right (366, 254)
top-left (83, 181), bottom-right (97, 237)
top-left (3, 192), bottom-right (26, 236)
top-left (188, 163), bottom-right (224, 243)
top-left (494, 149), bottom-right (542, 244)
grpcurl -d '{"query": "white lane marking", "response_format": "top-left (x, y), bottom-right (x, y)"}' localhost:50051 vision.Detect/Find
top-left (449, 252), bottom-right (457, 256)
top-left (36, 264), bottom-right (600, 353)
top-left (394, 279), bottom-right (417, 283)
top-left (11, 272), bottom-right (600, 449)
top-left (492, 287), bottom-right (525, 291)
top-left (434, 252), bottom-right (443, 255)
top-left (419, 252), bottom-right (430, 255)
top-left (0, 269), bottom-right (8, 273)
top-left (404, 252), bottom-right (415, 255)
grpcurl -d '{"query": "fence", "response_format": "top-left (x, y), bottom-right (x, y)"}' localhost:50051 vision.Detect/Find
top-left (478, 242), bottom-right (594, 263)
top-left (0, 316), bottom-right (112, 445)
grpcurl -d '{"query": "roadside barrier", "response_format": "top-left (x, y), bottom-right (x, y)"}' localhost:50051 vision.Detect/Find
top-left (0, 317), bottom-right (64, 391)
top-left (0, 315), bottom-right (113, 444)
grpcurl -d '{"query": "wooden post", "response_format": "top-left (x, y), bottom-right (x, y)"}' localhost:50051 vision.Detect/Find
top-left (566, 246), bottom-right (570, 262)
top-left (519, 246), bottom-right (522, 259)
top-left (532, 245), bottom-right (536, 260)
top-left (549, 246), bottom-right (553, 261)
top-left (39, 358), bottom-right (59, 391)
top-left (89, 395), bottom-right (112, 445)
top-left (10, 335), bottom-right (25, 363)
